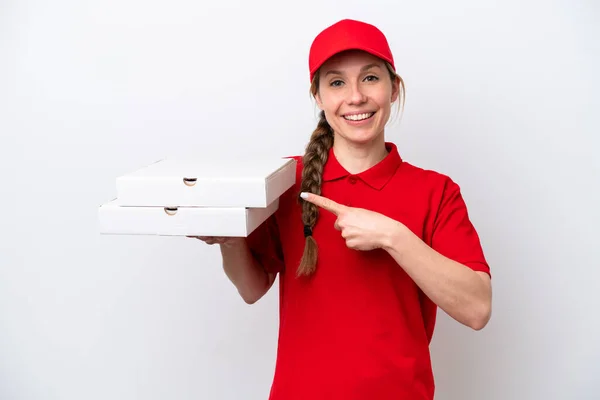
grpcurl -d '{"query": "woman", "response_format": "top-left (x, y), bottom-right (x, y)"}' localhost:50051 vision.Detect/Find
top-left (194, 18), bottom-right (492, 400)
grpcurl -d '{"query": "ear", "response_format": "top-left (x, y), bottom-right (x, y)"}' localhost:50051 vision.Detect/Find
top-left (314, 92), bottom-right (323, 110)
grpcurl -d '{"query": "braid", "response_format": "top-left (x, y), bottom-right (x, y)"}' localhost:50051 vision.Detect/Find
top-left (297, 110), bottom-right (334, 277)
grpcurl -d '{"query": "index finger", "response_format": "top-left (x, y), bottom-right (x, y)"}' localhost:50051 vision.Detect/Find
top-left (300, 192), bottom-right (347, 216)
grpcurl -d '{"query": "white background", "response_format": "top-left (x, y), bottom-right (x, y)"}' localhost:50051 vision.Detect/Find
top-left (1, 0), bottom-right (599, 399)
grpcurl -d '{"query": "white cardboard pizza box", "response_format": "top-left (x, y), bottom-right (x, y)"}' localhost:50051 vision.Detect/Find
top-left (98, 198), bottom-right (279, 237)
top-left (114, 157), bottom-right (297, 208)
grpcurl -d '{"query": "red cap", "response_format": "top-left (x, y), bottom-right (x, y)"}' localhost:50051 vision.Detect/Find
top-left (308, 19), bottom-right (395, 82)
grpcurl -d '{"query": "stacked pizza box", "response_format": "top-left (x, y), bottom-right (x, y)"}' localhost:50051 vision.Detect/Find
top-left (98, 157), bottom-right (297, 237)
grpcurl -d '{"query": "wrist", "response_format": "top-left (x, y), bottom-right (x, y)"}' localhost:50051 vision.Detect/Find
top-left (381, 220), bottom-right (410, 254)
top-left (219, 237), bottom-right (247, 250)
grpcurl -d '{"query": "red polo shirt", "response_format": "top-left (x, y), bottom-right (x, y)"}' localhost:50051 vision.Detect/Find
top-left (247, 142), bottom-right (490, 400)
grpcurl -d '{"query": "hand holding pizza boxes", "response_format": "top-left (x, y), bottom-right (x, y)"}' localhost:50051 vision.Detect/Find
top-left (98, 157), bottom-right (297, 237)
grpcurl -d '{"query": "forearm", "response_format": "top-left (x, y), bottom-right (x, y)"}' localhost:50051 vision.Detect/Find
top-left (220, 239), bottom-right (275, 304)
top-left (383, 224), bottom-right (492, 330)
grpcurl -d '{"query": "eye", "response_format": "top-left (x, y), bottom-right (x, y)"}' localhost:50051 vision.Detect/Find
top-left (330, 79), bottom-right (344, 87)
top-left (364, 75), bottom-right (379, 82)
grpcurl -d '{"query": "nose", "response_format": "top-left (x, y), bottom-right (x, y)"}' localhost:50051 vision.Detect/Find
top-left (346, 82), bottom-right (367, 105)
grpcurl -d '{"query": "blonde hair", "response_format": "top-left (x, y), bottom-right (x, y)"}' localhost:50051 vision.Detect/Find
top-left (296, 61), bottom-right (405, 277)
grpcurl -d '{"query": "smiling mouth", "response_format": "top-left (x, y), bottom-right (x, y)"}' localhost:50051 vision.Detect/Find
top-left (343, 112), bottom-right (375, 121)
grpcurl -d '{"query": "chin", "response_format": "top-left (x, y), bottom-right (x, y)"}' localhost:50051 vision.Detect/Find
top-left (339, 133), bottom-right (379, 145)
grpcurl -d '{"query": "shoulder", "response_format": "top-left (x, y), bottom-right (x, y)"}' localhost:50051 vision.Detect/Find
top-left (394, 160), bottom-right (469, 218)
top-left (398, 160), bottom-right (460, 194)
top-left (396, 162), bottom-right (476, 232)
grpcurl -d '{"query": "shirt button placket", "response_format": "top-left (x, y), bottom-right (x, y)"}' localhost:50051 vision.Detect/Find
top-left (346, 176), bottom-right (358, 206)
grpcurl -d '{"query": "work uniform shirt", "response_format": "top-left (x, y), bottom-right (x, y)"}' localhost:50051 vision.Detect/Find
top-left (247, 142), bottom-right (490, 400)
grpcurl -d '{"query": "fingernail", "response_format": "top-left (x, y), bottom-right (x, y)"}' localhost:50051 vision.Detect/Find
top-left (300, 192), bottom-right (308, 199)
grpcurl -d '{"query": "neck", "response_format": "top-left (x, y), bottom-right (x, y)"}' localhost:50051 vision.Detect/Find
top-left (332, 134), bottom-right (389, 174)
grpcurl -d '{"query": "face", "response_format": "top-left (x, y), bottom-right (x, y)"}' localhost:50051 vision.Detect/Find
top-left (314, 50), bottom-right (399, 146)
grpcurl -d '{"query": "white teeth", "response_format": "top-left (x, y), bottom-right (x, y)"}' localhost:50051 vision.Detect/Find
top-left (344, 112), bottom-right (374, 121)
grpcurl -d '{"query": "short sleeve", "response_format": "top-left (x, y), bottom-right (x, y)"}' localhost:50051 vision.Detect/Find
top-left (246, 214), bottom-right (285, 274)
top-left (431, 178), bottom-right (491, 277)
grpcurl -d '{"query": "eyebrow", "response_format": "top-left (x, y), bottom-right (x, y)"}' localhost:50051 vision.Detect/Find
top-left (325, 63), bottom-right (382, 76)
